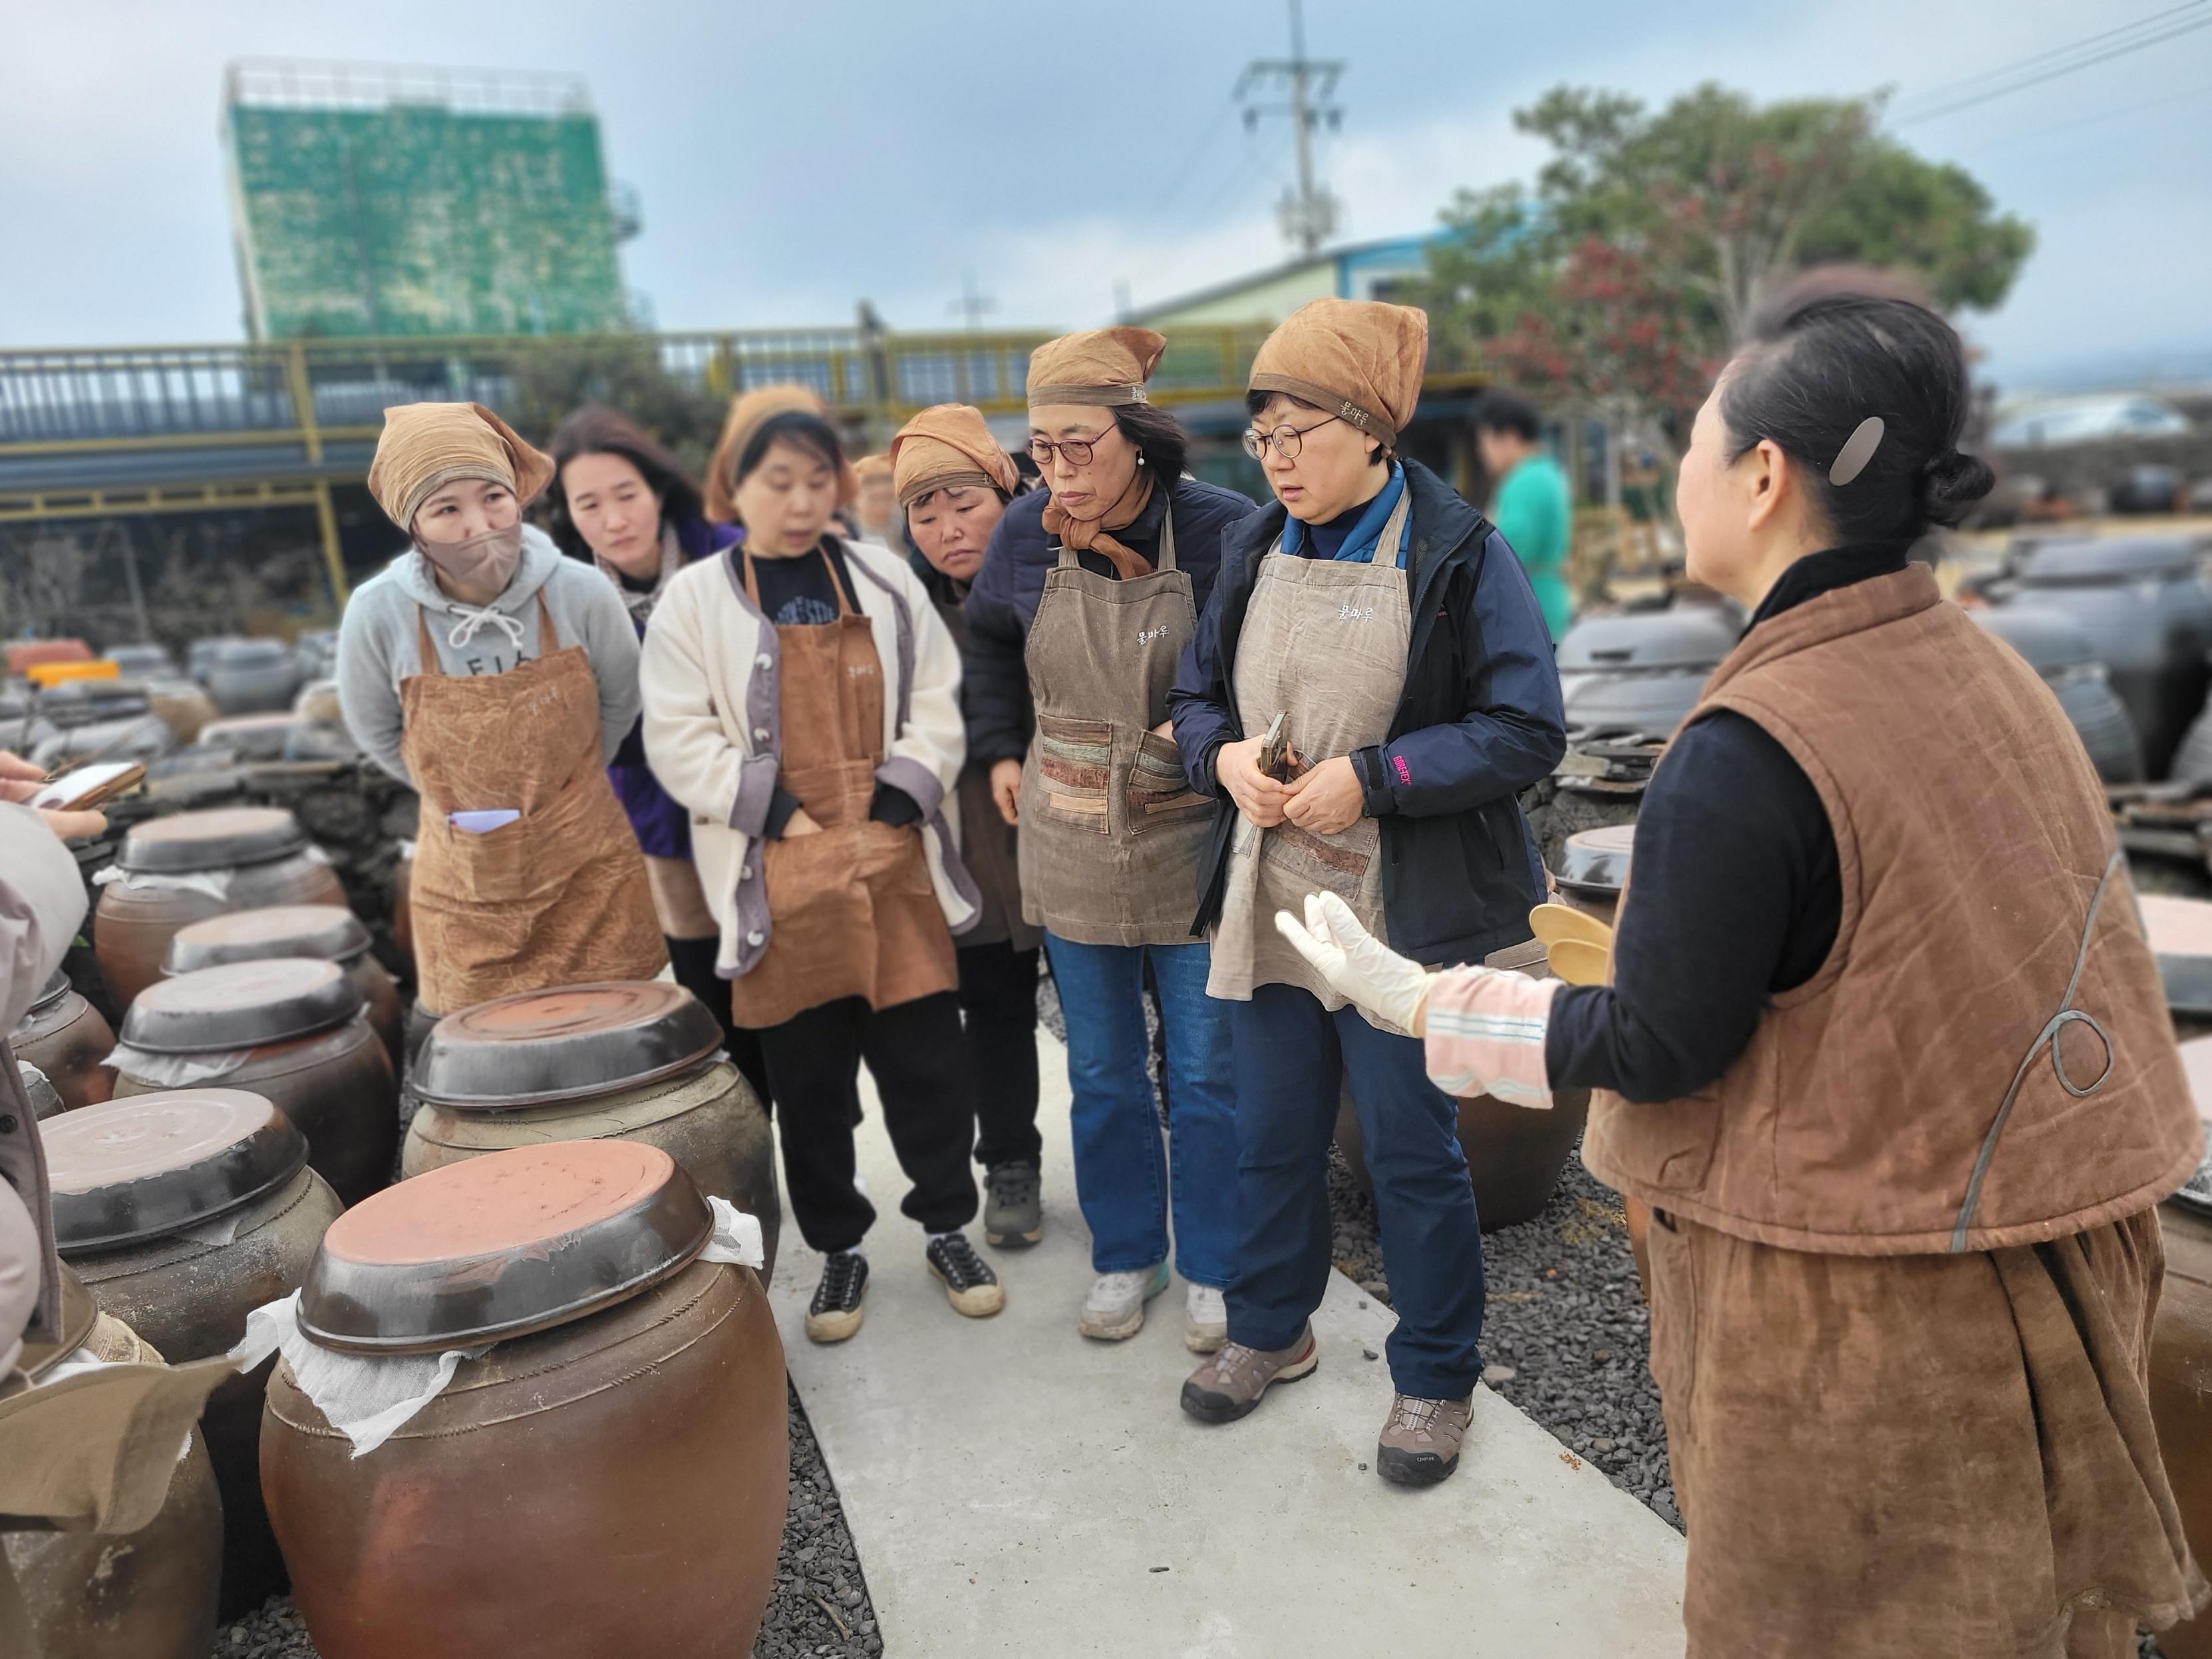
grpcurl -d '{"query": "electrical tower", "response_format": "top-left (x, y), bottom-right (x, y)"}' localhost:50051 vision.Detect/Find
top-left (1235, 0), bottom-right (1344, 257)
top-left (948, 269), bottom-right (997, 331)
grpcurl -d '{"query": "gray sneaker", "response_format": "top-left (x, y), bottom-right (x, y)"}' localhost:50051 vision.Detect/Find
top-left (1376, 1392), bottom-right (1474, 1486)
top-left (983, 1161), bottom-right (1042, 1249)
top-left (1179, 1324), bottom-right (1319, 1423)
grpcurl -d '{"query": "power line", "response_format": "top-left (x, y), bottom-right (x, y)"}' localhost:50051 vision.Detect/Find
top-left (1893, 3), bottom-right (2212, 125)
top-left (1235, 0), bottom-right (1345, 255)
top-left (1895, 0), bottom-right (2209, 110)
top-left (1142, 98), bottom-right (1242, 234)
top-left (1965, 77), bottom-right (2212, 153)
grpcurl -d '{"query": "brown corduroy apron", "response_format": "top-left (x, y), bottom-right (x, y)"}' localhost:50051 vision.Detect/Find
top-left (1017, 512), bottom-right (1213, 947)
top-left (401, 595), bottom-right (667, 1016)
top-left (731, 548), bottom-right (955, 1031)
top-left (1206, 490), bottom-right (1412, 1022)
top-left (933, 593), bottom-right (1040, 953)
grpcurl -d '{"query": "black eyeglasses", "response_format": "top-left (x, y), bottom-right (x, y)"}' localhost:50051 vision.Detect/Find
top-left (1241, 414), bottom-right (1343, 462)
top-left (1028, 430), bottom-right (1117, 468)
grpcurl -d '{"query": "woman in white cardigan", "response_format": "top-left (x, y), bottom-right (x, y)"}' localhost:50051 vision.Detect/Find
top-left (642, 386), bottom-right (1000, 1343)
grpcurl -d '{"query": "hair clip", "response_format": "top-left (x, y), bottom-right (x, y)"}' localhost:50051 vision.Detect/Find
top-left (1829, 416), bottom-right (1884, 486)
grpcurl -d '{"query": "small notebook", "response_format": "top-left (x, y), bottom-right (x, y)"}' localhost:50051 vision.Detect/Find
top-left (448, 808), bottom-right (522, 833)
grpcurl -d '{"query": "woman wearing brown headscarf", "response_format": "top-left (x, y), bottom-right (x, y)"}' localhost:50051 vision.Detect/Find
top-left (962, 330), bottom-right (1253, 1351)
top-left (336, 401), bottom-right (666, 1018)
top-left (1170, 299), bottom-right (1565, 1483)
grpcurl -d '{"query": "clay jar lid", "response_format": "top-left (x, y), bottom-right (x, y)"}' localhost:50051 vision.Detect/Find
top-left (43, 1090), bottom-right (308, 1252)
top-left (299, 1140), bottom-right (714, 1354)
top-left (17, 1265), bottom-right (98, 1382)
top-left (19, 1060), bottom-right (65, 1122)
top-left (18, 968), bottom-right (72, 1023)
top-left (414, 981), bottom-right (723, 1110)
top-left (1555, 824), bottom-right (1636, 896)
top-left (1557, 609), bottom-right (1738, 675)
top-left (2140, 895), bottom-right (2212, 1018)
top-left (164, 905), bottom-right (372, 977)
top-left (118, 806), bottom-right (307, 873)
top-left (121, 958), bottom-right (364, 1054)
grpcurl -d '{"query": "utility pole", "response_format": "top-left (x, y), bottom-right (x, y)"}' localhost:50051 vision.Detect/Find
top-left (948, 270), bottom-right (997, 332)
top-left (1235, 0), bottom-right (1344, 257)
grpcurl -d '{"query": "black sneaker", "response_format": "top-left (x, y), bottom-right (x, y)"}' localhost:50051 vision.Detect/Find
top-left (925, 1233), bottom-right (1005, 1318)
top-left (806, 1252), bottom-right (869, 1343)
top-left (983, 1161), bottom-right (1043, 1248)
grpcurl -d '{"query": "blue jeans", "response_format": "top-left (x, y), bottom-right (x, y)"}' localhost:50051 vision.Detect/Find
top-left (1044, 935), bottom-right (1239, 1288)
top-left (1227, 982), bottom-right (1487, 1398)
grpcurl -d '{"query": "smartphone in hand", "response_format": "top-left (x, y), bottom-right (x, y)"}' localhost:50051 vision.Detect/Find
top-left (31, 761), bottom-right (145, 812)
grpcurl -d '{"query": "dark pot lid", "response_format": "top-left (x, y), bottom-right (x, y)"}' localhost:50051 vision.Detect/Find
top-left (165, 905), bottom-right (371, 976)
top-left (1969, 607), bottom-right (2096, 675)
top-left (2016, 534), bottom-right (2207, 587)
top-left (2143, 895), bottom-right (2212, 1018)
top-left (118, 806), bottom-right (307, 873)
top-left (27, 967), bottom-right (72, 1016)
top-left (18, 1265), bottom-right (98, 1382)
top-left (299, 1140), bottom-right (713, 1354)
top-left (121, 958), bottom-right (363, 1054)
top-left (1553, 824), bottom-right (1636, 894)
top-left (43, 1090), bottom-right (308, 1253)
top-left (1556, 609), bottom-right (1740, 675)
top-left (414, 982), bottom-right (723, 1110)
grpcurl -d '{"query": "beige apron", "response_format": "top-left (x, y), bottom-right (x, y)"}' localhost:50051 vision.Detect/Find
top-left (402, 595), bottom-right (667, 1016)
top-left (935, 595), bottom-right (1042, 953)
top-left (1207, 488), bottom-right (1413, 1024)
top-left (1017, 512), bottom-right (1213, 947)
top-left (731, 548), bottom-right (957, 1030)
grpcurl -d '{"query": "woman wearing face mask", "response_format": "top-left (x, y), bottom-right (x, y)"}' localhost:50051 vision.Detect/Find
top-left (963, 330), bottom-right (1252, 1351)
top-left (643, 386), bottom-right (1001, 1343)
top-left (891, 404), bottom-right (1045, 1251)
top-left (1277, 280), bottom-right (2205, 1654)
top-left (337, 401), bottom-right (666, 1018)
top-left (1168, 299), bottom-right (1564, 1486)
top-left (544, 405), bottom-right (772, 1113)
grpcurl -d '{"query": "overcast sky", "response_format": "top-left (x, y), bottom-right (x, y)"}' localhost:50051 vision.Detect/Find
top-left (5, 0), bottom-right (2207, 392)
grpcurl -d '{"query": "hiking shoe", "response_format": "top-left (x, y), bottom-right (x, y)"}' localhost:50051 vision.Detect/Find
top-left (806, 1252), bottom-right (868, 1344)
top-left (1184, 1284), bottom-right (1227, 1354)
top-left (926, 1233), bottom-right (1005, 1318)
top-left (1376, 1392), bottom-right (1475, 1486)
top-left (1180, 1325), bottom-right (1319, 1422)
top-left (983, 1161), bottom-right (1042, 1249)
top-left (1078, 1261), bottom-right (1170, 1340)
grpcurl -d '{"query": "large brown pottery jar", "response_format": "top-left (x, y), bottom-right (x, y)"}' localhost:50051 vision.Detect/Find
top-left (9, 969), bottom-right (116, 1112)
top-left (402, 982), bottom-right (782, 1279)
top-left (166, 904), bottom-right (405, 1067)
top-left (111, 958), bottom-right (396, 1207)
top-left (93, 808), bottom-right (346, 1009)
top-left (261, 1141), bottom-right (788, 1659)
top-left (43, 1090), bottom-right (342, 1622)
top-left (2149, 1037), bottom-right (2212, 1659)
top-left (1, 1312), bottom-right (224, 1659)
top-left (1332, 937), bottom-right (1591, 1235)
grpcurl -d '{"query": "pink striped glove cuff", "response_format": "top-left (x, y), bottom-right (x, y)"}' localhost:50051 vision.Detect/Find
top-left (1423, 967), bottom-right (1562, 1110)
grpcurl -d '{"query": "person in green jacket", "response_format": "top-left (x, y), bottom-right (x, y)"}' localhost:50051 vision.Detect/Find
top-left (1476, 392), bottom-right (1573, 641)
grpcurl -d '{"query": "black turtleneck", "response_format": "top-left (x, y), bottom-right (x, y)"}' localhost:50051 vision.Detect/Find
top-left (1544, 545), bottom-right (1908, 1102)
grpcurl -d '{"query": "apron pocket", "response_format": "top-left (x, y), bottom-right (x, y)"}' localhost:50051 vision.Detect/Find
top-left (1126, 730), bottom-right (1211, 835)
top-left (1260, 822), bottom-right (1372, 892)
top-left (764, 828), bottom-right (862, 923)
top-left (858, 821), bottom-right (936, 899)
top-left (1034, 714), bottom-right (1112, 833)
top-left (422, 813), bottom-right (563, 905)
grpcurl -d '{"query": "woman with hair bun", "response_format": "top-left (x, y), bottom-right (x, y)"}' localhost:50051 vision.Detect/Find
top-left (1278, 281), bottom-right (2205, 1654)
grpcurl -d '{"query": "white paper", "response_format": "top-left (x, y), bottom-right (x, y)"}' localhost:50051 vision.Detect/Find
top-left (91, 865), bottom-right (232, 903)
top-left (105, 1042), bottom-right (252, 1087)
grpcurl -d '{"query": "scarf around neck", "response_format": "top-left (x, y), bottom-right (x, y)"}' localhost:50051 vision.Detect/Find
top-left (597, 522), bottom-right (684, 625)
top-left (1041, 468), bottom-right (1157, 581)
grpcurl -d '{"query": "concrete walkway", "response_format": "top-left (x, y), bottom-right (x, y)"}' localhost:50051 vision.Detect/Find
top-left (770, 1034), bottom-right (1686, 1658)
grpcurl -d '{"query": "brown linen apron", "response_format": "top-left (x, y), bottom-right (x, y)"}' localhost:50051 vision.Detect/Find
top-left (732, 547), bottom-right (956, 1031)
top-left (1207, 488), bottom-right (1413, 1026)
top-left (402, 595), bottom-right (667, 1016)
top-left (1017, 512), bottom-right (1213, 947)
top-left (935, 595), bottom-right (1041, 953)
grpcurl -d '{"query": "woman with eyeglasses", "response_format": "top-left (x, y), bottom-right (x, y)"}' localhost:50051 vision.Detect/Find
top-left (1168, 300), bottom-right (1564, 1487)
top-left (962, 329), bottom-right (1252, 1351)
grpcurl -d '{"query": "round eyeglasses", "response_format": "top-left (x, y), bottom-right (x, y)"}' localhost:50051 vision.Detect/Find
top-left (1028, 431), bottom-right (1114, 468)
top-left (1241, 414), bottom-right (1344, 462)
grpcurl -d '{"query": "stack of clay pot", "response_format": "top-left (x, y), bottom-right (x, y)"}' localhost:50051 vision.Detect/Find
top-left (165, 905), bottom-right (404, 1066)
top-left (1551, 824), bottom-right (1634, 928)
top-left (404, 982), bottom-right (780, 1277)
top-left (262, 1141), bottom-right (787, 1658)
top-left (41, 1090), bottom-right (343, 1620)
top-left (110, 958), bottom-right (396, 1207)
top-left (92, 807), bottom-right (347, 1008)
top-left (8, 967), bottom-right (114, 1112)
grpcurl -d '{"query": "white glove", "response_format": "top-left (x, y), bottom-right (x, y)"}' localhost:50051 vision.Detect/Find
top-left (1274, 892), bottom-right (1434, 1034)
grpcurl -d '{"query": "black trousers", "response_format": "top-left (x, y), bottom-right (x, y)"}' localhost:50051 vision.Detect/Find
top-left (755, 991), bottom-right (978, 1255)
top-left (957, 941), bottom-right (1042, 1169)
top-left (665, 934), bottom-right (774, 1114)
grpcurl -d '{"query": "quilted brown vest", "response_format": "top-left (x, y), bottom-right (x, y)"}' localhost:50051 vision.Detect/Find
top-left (1581, 565), bottom-right (2201, 1255)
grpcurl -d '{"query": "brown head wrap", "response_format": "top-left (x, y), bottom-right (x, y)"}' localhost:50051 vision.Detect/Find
top-left (367, 401), bottom-right (554, 531)
top-left (1248, 298), bottom-right (1430, 452)
top-left (889, 404), bottom-right (1021, 508)
top-left (703, 385), bottom-right (859, 523)
top-left (1027, 327), bottom-right (1168, 409)
top-left (854, 453), bottom-right (892, 485)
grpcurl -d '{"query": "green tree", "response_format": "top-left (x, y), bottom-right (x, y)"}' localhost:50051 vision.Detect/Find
top-left (505, 335), bottom-right (727, 480)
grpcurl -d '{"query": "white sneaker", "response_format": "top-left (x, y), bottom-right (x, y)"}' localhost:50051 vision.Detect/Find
top-left (1184, 1284), bottom-right (1227, 1354)
top-left (1078, 1262), bottom-right (1171, 1340)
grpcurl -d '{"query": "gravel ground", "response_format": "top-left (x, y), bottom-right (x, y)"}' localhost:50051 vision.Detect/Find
top-left (210, 1384), bottom-right (877, 1658)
